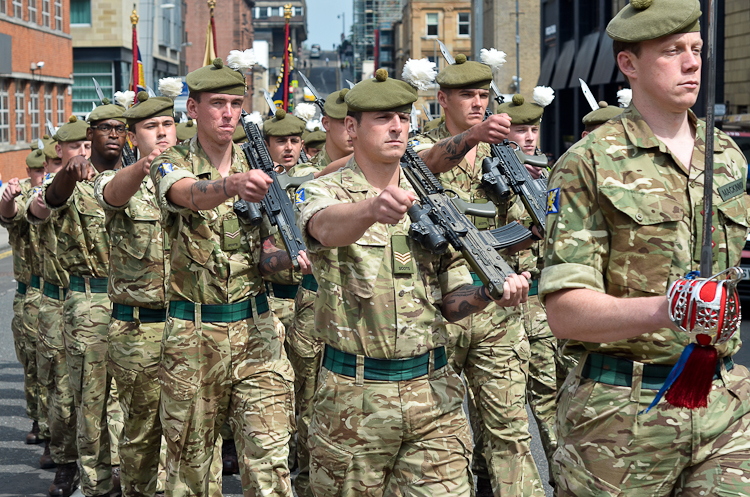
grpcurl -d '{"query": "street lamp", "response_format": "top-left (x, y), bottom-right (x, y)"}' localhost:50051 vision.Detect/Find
top-left (337, 12), bottom-right (345, 41)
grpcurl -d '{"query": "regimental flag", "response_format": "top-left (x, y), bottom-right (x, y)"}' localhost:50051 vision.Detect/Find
top-left (203, 7), bottom-right (218, 66)
top-left (270, 39), bottom-right (294, 114)
top-left (131, 10), bottom-right (145, 94)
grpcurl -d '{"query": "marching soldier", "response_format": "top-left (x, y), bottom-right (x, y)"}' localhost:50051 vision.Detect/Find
top-left (302, 127), bottom-right (325, 158)
top-left (580, 100), bottom-right (624, 138)
top-left (176, 118), bottom-right (197, 144)
top-left (541, 0), bottom-right (750, 494)
top-left (0, 145), bottom-right (48, 451)
top-left (149, 56), bottom-right (308, 496)
top-left (412, 55), bottom-right (545, 496)
top-left (28, 117), bottom-right (89, 497)
top-left (40, 102), bottom-right (126, 497)
top-left (264, 110), bottom-right (306, 173)
top-left (296, 68), bottom-right (531, 496)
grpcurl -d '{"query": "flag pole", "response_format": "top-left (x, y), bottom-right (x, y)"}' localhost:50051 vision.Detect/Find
top-left (283, 4), bottom-right (291, 111)
top-left (130, 5), bottom-right (139, 94)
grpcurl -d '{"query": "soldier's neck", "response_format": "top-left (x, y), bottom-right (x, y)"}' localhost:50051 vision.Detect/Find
top-left (90, 150), bottom-right (121, 173)
top-left (196, 132), bottom-right (234, 177)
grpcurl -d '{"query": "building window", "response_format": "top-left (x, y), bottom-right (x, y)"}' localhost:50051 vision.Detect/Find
top-left (15, 82), bottom-right (25, 143)
top-left (426, 13), bottom-right (438, 37)
top-left (278, 6), bottom-right (283, 17)
top-left (266, 6), bottom-right (271, 17)
top-left (458, 12), bottom-right (470, 36)
top-left (72, 62), bottom-right (113, 116)
top-left (42, 0), bottom-right (49, 26)
top-left (0, 0), bottom-right (6, 16)
top-left (53, 0), bottom-right (61, 29)
top-left (29, 84), bottom-right (40, 141)
top-left (70, 0), bottom-right (89, 24)
top-left (57, 87), bottom-right (64, 125)
top-left (28, 0), bottom-right (36, 23)
top-left (428, 101), bottom-right (441, 119)
top-left (0, 80), bottom-right (9, 144)
top-left (13, 0), bottom-right (22, 18)
top-left (44, 86), bottom-right (52, 129)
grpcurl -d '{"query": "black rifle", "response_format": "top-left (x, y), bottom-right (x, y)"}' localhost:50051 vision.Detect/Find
top-left (233, 110), bottom-right (307, 270)
top-left (401, 146), bottom-right (531, 299)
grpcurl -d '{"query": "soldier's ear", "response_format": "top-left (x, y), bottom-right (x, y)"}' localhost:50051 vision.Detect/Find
top-left (617, 51), bottom-right (638, 83)
top-left (344, 115), bottom-right (358, 138)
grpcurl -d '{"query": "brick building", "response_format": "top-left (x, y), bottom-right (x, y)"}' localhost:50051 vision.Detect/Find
top-left (0, 0), bottom-right (73, 179)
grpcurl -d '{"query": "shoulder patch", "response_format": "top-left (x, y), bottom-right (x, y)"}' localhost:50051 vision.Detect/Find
top-left (718, 178), bottom-right (744, 202)
top-left (158, 162), bottom-right (174, 177)
top-left (546, 188), bottom-right (560, 215)
top-left (408, 139), bottom-right (419, 147)
top-left (295, 188), bottom-right (305, 204)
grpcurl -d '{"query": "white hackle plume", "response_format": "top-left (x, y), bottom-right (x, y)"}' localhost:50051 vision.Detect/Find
top-left (113, 91), bottom-right (135, 109)
top-left (480, 48), bottom-right (507, 70)
top-left (533, 86), bottom-right (555, 107)
top-left (227, 49), bottom-right (256, 73)
top-left (179, 112), bottom-right (188, 123)
top-left (306, 118), bottom-right (322, 132)
top-left (294, 102), bottom-right (317, 122)
top-left (401, 58), bottom-right (437, 90)
top-left (243, 111), bottom-right (263, 126)
top-left (617, 88), bottom-right (632, 108)
top-left (159, 77), bottom-right (183, 99)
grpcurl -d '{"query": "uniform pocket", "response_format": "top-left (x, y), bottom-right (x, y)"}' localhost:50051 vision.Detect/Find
top-left (308, 432), bottom-right (355, 497)
top-left (716, 196), bottom-right (750, 267)
top-left (110, 214), bottom-right (156, 260)
top-left (599, 186), bottom-right (683, 295)
top-left (158, 366), bottom-right (198, 446)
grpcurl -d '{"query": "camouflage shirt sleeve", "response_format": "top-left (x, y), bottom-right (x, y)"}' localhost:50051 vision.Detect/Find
top-left (538, 142), bottom-right (608, 304)
top-left (150, 146), bottom-right (197, 215)
top-left (93, 169), bottom-right (128, 212)
top-left (0, 192), bottom-right (29, 228)
top-left (41, 170), bottom-right (76, 212)
top-left (295, 174), bottom-right (343, 255)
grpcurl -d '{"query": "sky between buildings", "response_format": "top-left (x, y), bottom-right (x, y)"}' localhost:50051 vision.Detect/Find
top-left (305, 0), bottom-right (354, 51)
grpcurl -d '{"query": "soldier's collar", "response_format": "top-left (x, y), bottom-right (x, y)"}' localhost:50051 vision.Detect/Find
top-left (622, 106), bottom-right (725, 155)
top-left (189, 135), bottom-right (242, 177)
top-left (340, 158), bottom-right (371, 193)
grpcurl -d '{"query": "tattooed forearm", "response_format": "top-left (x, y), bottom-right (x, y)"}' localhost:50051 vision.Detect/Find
top-left (190, 179), bottom-right (230, 209)
top-left (259, 236), bottom-right (293, 275)
top-left (422, 131), bottom-right (476, 174)
top-left (442, 284), bottom-right (487, 322)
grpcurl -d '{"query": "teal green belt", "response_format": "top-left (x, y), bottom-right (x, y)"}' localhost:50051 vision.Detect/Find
top-left (30, 274), bottom-right (41, 289)
top-left (470, 272), bottom-right (538, 296)
top-left (301, 274), bottom-right (318, 292)
top-left (265, 282), bottom-right (298, 300)
top-left (169, 294), bottom-right (270, 323)
top-left (43, 282), bottom-right (67, 301)
top-left (17, 282), bottom-right (27, 295)
top-left (69, 276), bottom-right (108, 293)
top-left (112, 303), bottom-right (167, 323)
top-left (323, 344), bottom-right (447, 381)
top-left (582, 353), bottom-right (734, 390)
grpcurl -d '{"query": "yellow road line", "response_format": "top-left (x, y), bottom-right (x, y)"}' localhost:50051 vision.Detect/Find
top-left (0, 249), bottom-right (12, 260)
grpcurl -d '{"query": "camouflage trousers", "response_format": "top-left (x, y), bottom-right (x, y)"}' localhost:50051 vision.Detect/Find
top-left (287, 285), bottom-right (320, 497)
top-left (522, 295), bottom-right (558, 468)
top-left (269, 295), bottom-right (295, 333)
top-left (158, 309), bottom-right (294, 497)
top-left (63, 289), bottom-right (123, 496)
top-left (554, 355), bottom-right (750, 496)
top-left (107, 317), bottom-right (168, 496)
top-left (449, 303), bottom-right (545, 497)
top-left (37, 293), bottom-right (78, 465)
top-left (308, 359), bottom-right (473, 496)
top-left (14, 288), bottom-right (49, 437)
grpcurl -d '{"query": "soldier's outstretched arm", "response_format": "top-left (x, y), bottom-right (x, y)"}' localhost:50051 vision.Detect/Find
top-left (315, 153), bottom-right (352, 178)
top-left (166, 170), bottom-right (273, 212)
top-left (0, 178), bottom-right (21, 220)
top-left (102, 149), bottom-right (161, 208)
top-left (442, 271), bottom-right (531, 322)
top-left (45, 155), bottom-right (92, 207)
top-left (258, 235), bottom-right (311, 276)
top-left (306, 185), bottom-right (415, 247)
top-left (419, 114), bottom-right (511, 174)
top-left (545, 288), bottom-right (676, 342)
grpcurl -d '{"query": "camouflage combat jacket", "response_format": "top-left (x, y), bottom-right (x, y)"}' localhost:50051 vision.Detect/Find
top-left (150, 135), bottom-right (274, 304)
top-left (42, 162), bottom-right (111, 279)
top-left (25, 173), bottom-right (69, 288)
top-left (539, 106), bottom-right (750, 364)
top-left (94, 170), bottom-right (168, 309)
top-left (296, 157), bottom-right (473, 359)
top-left (1, 179), bottom-right (32, 285)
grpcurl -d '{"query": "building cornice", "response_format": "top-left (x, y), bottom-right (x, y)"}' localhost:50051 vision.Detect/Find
top-left (0, 15), bottom-right (72, 39)
top-left (0, 72), bottom-right (74, 85)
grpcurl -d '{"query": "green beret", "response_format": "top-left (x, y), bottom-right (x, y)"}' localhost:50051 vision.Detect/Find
top-left (423, 115), bottom-right (445, 132)
top-left (123, 92), bottom-right (174, 128)
top-left (435, 54), bottom-right (493, 90)
top-left (88, 100), bottom-right (126, 124)
top-left (345, 69), bottom-right (417, 113)
top-left (26, 148), bottom-right (45, 169)
top-left (582, 101), bottom-right (623, 127)
top-left (43, 139), bottom-right (60, 160)
top-left (263, 109), bottom-right (306, 137)
top-left (304, 129), bottom-right (326, 149)
top-left (324, 89), bottom-right (349, 119)
top-left (186, 58), bottom-right (246, 96)
top-left (607, 0), bottom-right (701, 43)
top-left (53, 115), bottom-right (90, 142)
top-left (176, 119), bottom-right (197, 142)
top-left (233, 124), bottom-right (248, 143)
top-left (497, 94), bottom-right (545, 126)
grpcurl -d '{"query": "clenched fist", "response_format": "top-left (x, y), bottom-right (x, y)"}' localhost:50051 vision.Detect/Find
top-left (371, 185), bottom-right (415, 225)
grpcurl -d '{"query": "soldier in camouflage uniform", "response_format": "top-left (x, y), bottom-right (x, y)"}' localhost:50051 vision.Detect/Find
top-left (28, 120), bottom-right (89, 497)
top-left (412, 55), bottom-right (545, 497)
top-left (176, 118), bottom-right (197, 144)
top-left (149, 57), bottom-right (308, 497)
top-left (94, 90), bottom-right (177, 497)
top-left (0, 146), bottom-right (48, 450)
top-left (302, 128), bottom-right (325, 158)
top-left (40, 104), bottom-right (126, 497)
top-left (285, 88), bottom-right (353, 497)
top-left (540, 1), bottom-right (750, 494)
top-left (296, 68), bottom-right (531, 496)
top-left (497, 92), bottom-right (559, 473)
